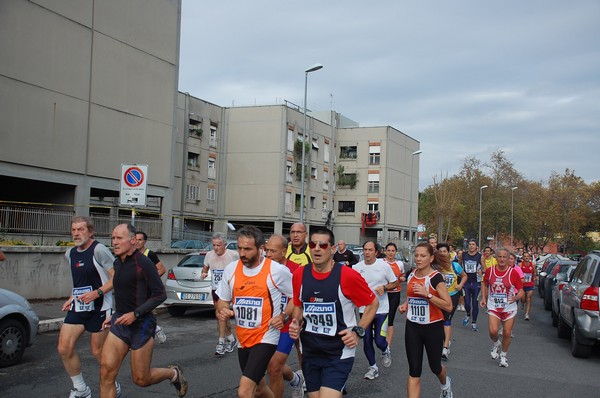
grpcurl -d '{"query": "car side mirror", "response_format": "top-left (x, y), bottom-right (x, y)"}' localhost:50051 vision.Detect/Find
top-left (540, 272), bottom-right (547, 277)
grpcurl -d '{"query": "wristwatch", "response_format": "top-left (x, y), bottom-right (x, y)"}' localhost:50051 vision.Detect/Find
top-left (351, 326), bottom-right (365, 338)
top-left (97, 288), bottom-right (104, 297)
top-left (133, 311), bottom-right (141, 320)
top-left (281, 313), bottom-right (291, 324)
top-left (427, 293), bottom-right (433, 299)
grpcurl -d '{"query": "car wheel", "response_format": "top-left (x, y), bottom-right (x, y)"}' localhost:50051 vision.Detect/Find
top-left (551, 307), bottom-right (558, 327)
top-left (571, 323), bottom-right (592, 358)
top-left (557, 313), bottom-right (570, 339)
top-left (0, 318), bottom-right (27, 368)
top-left (544, 294), bottom-right (552, 311)
top-left (167, 306), bottom-right (187, 317)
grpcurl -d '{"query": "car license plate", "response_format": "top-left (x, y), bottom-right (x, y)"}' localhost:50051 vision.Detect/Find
top-left (182, 292), bottom-right (207, 301)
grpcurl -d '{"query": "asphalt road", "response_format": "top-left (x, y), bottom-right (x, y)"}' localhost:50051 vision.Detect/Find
top-left (2, 298), bottom-right (600, 397)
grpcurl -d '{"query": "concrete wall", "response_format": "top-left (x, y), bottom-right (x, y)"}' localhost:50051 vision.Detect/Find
top-left (0, 247), bottom-right (190, 300)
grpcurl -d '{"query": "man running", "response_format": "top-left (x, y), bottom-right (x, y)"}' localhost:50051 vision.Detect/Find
top-left (286, 223), bottom-right (312, 266)
top-left (333, 240), bottom-right (359, 267)
top-left (217, 226), bottom-right (293, 398)
top-left (100, 223), bottom-right (187, 397)
top-left (519, 252), bottom-right (537, 320)
top-left (58, 216), bottom-right (117, 398)
top-left (201, 232), bottom-right (240, 355)
top-left (461, 240), bottom-right (483, 331)
top-left (289, 227), bottom-right (378, 397)
top-left (480, 248), bottom-right (524, 368)
top-left (264, 234), bottom-right (304, 398)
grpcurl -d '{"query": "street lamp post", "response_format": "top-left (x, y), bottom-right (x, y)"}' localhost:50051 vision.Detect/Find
top-left (409, 150), bottom-right (422, 268)
top-left (300, 63), bottom-right (323, 224)
top-left (511, 186), bottom-right (518, 249)
top-left (478, 185), bottom-right (488, 249)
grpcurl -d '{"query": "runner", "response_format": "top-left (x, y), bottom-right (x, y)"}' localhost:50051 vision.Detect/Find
top-left (286, 223), bottom-right (312, 266)
top-left (461, 240), bottom-right (483, 331)
top-left (201, 232), bottom-right (240, 355)
top-left (216, 226), bottom-right (293, 398)
top-left (353, 241), bottom-right (398, 380)
top-left (519, 252), bottom-right (537, 320)
top-left (289, 227), bottom-right (378, 397)
top-left (480, 248), bottom-right (524, 368)
top-left (436, 243), bottom-right (467, 361)
top-left (383, 242), bottom-right (406, 349)
top-left (399, 242), bottom-right (453, 398)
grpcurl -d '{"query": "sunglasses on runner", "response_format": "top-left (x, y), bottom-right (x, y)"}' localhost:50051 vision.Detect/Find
top-left (308, 241), bottom-right (330, 249)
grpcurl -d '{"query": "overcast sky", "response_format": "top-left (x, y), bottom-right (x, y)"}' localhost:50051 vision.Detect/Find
top-left (178, 1), bottom-right (599, 190)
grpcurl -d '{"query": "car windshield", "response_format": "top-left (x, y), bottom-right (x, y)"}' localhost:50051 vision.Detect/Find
top-left (177, 254), bottom-right (206, 268)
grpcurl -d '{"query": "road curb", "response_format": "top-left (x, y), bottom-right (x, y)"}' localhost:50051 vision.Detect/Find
top-left (37, 305), bottom-right (168, 334)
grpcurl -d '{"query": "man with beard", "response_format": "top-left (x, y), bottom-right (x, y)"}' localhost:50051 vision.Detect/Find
top-left (217, 226), bottom-right (293, 398)
top-left (58, 216), bottom-right (117, 398)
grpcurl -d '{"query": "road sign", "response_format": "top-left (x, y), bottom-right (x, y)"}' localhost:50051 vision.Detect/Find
top-left (120, 164), bottom-right (148, 206)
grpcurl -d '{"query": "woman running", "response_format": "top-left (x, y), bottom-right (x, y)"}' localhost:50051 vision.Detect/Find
top-left (384, 243), bottom-right (406, 348)
top-left (519, 252), bottom-right (536, 320)
top-left (399, 242), bottom-right (453, 398)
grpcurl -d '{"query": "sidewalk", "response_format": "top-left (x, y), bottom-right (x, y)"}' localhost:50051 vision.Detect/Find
top-left (30, 298), bottom-right (166, 334)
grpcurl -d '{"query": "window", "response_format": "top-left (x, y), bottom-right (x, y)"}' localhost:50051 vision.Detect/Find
top-left (368, 173), bottom-right (380, 193)
top-left (186, 185), bottom-right (200, 200)
top-left (285, 192), bottom-right (292, 214)
top-left (338, 201), bottom-right (355, 213)
top-left (324, 142), bottom-right (330, 163)
top-left (369, 145), bottom-right (381, 165)
top-left (287, 128), bottom-right (295, 152)
top-left (339, 146), bottom-right (357, 159)
top-left (210, 123), bottom-right (218, 147)
top-left (310, 196), bottom-right (316, 209)
top-left (311, 167), bottom-right (317, 180)
top-left (207, 188), bottom-right (216, 201)
top-left (312, 138), bottom-right (319, 150)
top-left (187, 152), bottom-right (199, 168)
top-left (295, 194), bottom-right (302, 211)
top-left (323, 177), bottom-right (329, 191)
top-left (208, 158), bottom-right (216, 179)
top-left (286, 160), bottom-right (293, 183)
top-left (189, 117), bottom-right (202, 137)
top-left (368, 202), bottom-right (379, 213)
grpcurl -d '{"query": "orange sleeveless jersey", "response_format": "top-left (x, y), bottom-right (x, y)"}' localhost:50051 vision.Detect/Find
top-left (232, 258), bottom-right (274, 348)
top-left (406, 270), bottom-right (444, 324)
top-left (387, 261), bottom-right (404, 292)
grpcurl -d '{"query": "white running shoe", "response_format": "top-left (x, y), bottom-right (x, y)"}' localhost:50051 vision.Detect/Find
top-left (225, 335), bottom-right (237, 353)
top-left (155, 325), bottom-right (167, 344)
top-left (499, 354), bottom-right (508, 367)
top-left (215, 341), bottom-right (226, 356)
top-left (290, 370), bottom-right (305, 398)
top-left (381, 347), bottom-right (392, 367)
top-left (364, 366), bottom-right (379, 380)
top-left (490, 343), bottom-right (500, 360)
top-left (69, 386), bottom-right (91, 398)
top-left (471, 323), bottom-right (478, 331)
top-left (440, 376), bottom-right (453, 398)
top-left (442, 347), bottom-right (449, 361)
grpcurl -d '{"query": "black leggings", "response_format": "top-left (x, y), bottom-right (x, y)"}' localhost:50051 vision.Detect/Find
top-left (404, 320), bottom-right (444, 377)
top-left (388, 291), bottom-right (401, 326)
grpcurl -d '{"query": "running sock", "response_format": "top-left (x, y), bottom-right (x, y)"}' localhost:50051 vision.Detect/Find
top-left (71, 374), bottom-right (87, 391)
top-left (226, 334), bottom-right (235, 342)
top-left (170, 368), bottom-right (178, 383)
top-left (441, 378), bottom-right (451, 390)
top-left (370, 364), bottom-right (379, 371)
top-left (218, 337), bottom-right (225, 343)
top-left (500, 351), bottom-right (507, 357)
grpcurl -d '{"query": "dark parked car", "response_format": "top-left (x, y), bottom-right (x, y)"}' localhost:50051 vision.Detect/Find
top-left (0, 288), bottom-right (39, 367)
top-left (557, 251), bottom-right (600, 358)
top-left (170, 240), bottom-right (208, 250)
top-left (538, 256), bottom-right (560, 298)
top-left (543, 260), bottom-right (578, 310)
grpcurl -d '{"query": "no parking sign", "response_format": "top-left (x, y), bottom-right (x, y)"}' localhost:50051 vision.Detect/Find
top-left (120, 164), bottom-right (148, 206)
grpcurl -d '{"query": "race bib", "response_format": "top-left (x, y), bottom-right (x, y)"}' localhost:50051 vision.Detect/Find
top-left (407, 297), bottom-right (430, 324)
top-left (72, 286), bottom-right (95, 312)
top-left (280, 295), bottom-right (288, 312)
top-left (464, 260), bottom-right (477, 273)
top-left (303, 302), bottom-right (337, 336)
top-left (524, 273), bottom-right (532, 283)
top-left (211, 269), bottom-right (224, 289)
top-left (233, 297), bottom-right (263, 329)
top-left (444, 274), bottom-right (455, 289)
top-left (490, 293), bottom-right (507, 308)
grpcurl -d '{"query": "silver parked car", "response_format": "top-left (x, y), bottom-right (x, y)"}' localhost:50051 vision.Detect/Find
top-left (164, 252), bottom-right (214, 316)
top-left (0, 288), bottom-right (39, 367)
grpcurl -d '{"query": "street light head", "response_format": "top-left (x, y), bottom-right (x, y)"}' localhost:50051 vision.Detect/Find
top-left (480, 185), bottom-right (489, 190)
top-left (412, 150), bottom-right (422, 155)
top-left (512, 186), bottom-right (518, 191)
top-left (305, 63), bottom-right (324, 73)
